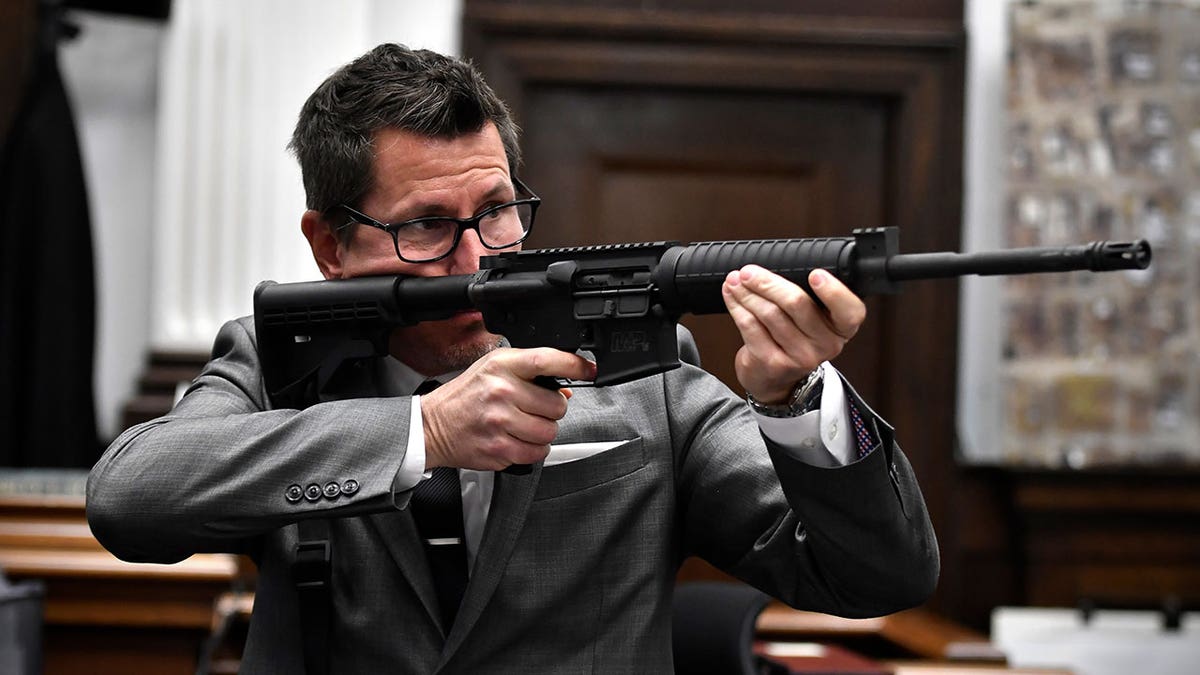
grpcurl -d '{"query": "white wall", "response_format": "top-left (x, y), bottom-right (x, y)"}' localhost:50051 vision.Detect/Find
top-left (957, 0), bottom-right (1009, 463)
top-left (61, 1), bottom-right (462, 441)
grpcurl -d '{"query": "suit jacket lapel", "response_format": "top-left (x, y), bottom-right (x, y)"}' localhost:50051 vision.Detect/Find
top-left (438, 462), bottom-right (542, 664)
top-left (366, 510), bottom-right (445, 633)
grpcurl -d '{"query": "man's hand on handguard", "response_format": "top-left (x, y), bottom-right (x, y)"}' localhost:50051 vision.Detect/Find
top-left (421, 347), bottom-right (597, 471)
top-left (722, 265), bottom-right (866, 404)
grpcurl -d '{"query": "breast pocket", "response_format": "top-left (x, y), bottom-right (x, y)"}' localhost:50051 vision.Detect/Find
top-left (533, 438), bottom-right (646, 500)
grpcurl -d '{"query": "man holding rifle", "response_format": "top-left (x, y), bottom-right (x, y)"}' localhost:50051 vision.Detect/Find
top-left (88, 44), bottom-right (938, 673)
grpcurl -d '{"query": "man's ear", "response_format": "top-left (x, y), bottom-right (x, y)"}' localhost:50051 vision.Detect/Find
top-left (301, 209), bottom-right (344, 280)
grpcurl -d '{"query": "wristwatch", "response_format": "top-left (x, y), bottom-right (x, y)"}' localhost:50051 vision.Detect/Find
top-left (746, 367), bottom-right (824, 418)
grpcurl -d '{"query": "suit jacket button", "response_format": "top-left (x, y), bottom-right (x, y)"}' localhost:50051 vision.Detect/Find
top-left (323, 482), bottom-right (341, 499)
top-left (342, 479), bottom-right (360, 496)
top-left (285, 484), bottom-right (304, 503)
top-left (304, 484), bottom-right (322, 502)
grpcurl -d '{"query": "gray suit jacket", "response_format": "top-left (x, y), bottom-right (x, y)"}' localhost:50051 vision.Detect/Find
top-left (87, 317), bottom-right (938, 674)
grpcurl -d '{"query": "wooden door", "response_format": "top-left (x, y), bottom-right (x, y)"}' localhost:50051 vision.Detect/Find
top-left (520, 87), bottom-right (888, 398)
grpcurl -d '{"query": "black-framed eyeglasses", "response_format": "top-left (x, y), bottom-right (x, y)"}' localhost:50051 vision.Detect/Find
top-left (331, 178), bottom-right (540, 264)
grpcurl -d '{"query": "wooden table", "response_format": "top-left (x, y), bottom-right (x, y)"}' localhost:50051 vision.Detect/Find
top-left (757, 603), bottom-right (1008, 662)
top-left (753, 602), bottom-right (1065, 673)
top-left (0, 493), bottom-right (242, 675)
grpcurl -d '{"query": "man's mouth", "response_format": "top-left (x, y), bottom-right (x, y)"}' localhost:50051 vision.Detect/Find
top-left (448, 310), bottom-right (484, 325)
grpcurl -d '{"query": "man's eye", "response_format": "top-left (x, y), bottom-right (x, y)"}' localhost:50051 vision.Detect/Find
top-left (394, 220), bottom-right (453, 244)
top-left (480, 203), bottom-right (513, 220)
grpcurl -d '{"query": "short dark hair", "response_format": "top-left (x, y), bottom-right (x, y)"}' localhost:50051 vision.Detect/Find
top-left (289, 43), bottom-right (521, 222)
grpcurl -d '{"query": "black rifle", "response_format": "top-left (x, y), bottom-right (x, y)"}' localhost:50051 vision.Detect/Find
top-left (254, 226), bottom-right (1150, 410)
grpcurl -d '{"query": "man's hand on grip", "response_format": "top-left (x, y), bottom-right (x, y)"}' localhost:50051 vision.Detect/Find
top-left (420, 348), bottom-right (597, 471)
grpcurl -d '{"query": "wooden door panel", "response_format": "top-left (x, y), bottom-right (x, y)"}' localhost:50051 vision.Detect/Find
top-left (521, 87), bottom-right (887, 398)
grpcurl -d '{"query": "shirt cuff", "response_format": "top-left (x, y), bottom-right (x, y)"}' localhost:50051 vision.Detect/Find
top-left (751, 362), bottom-right (856, 467)
top-left (391, 395), bottom-right (431, 499)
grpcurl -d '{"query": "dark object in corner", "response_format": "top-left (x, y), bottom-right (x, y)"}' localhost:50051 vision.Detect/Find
top-left (0, 0), bottom-right (100, 467)
top-left (673, 581), bottom-right (776, 675)
top-left (62, 0), bottom-right (171, 21)
top-left (1078, 595), bottom-right (1190, 633)
top-left (0, 575), bottom-right (44, 675)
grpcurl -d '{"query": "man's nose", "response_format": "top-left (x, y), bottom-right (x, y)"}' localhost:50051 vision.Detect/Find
top-left (450, 228), bottom-right (487, 274)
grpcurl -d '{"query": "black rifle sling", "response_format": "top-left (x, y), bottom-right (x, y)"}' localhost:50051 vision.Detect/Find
top-left (294, 517), bottom-right (332, 675)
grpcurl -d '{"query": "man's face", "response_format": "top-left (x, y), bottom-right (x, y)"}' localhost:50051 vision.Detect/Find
top-left (313, 123), bottom-right (517, 375)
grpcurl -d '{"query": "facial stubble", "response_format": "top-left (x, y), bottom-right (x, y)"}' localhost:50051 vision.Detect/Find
top-left (388, 318), bottom-right (504, 377)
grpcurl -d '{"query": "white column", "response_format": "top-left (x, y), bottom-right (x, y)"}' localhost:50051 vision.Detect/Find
top-left (368, 0), bottom-right (462, 54)
top-left (957, 0), bottom-right (1009, 463)
top-left (149, 0), bottom-right (463, 351)
top-left (150, 0), bottom-right (367, 350)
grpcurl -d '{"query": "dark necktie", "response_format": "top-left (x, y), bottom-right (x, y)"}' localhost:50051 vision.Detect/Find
top-left (410, 380), bottom-right (469, 629)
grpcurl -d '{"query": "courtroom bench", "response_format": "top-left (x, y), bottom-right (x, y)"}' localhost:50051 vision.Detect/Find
top-left (0, 471), bottom-right (244, 675)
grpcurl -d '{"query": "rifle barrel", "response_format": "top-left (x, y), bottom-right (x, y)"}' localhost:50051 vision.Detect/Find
top-left (884, 239), bottom-right (1151, 281)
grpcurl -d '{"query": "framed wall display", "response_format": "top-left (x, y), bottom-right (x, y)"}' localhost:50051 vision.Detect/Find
top-left (961, 0), bottom-right (1199, 468)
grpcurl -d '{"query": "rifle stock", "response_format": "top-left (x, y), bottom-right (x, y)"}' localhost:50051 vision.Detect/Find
top-left (254, 227), bottom-right (1151, 409)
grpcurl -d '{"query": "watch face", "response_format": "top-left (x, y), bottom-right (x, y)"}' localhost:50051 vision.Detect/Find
top-left (748, 398), bottom-right (795, 418)
top-left (793, 367), bottom-right (824, 406)
top-left (797, 378), bottom-right (824, 415)
top-left (748, 368), bottom-right (823, 418)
